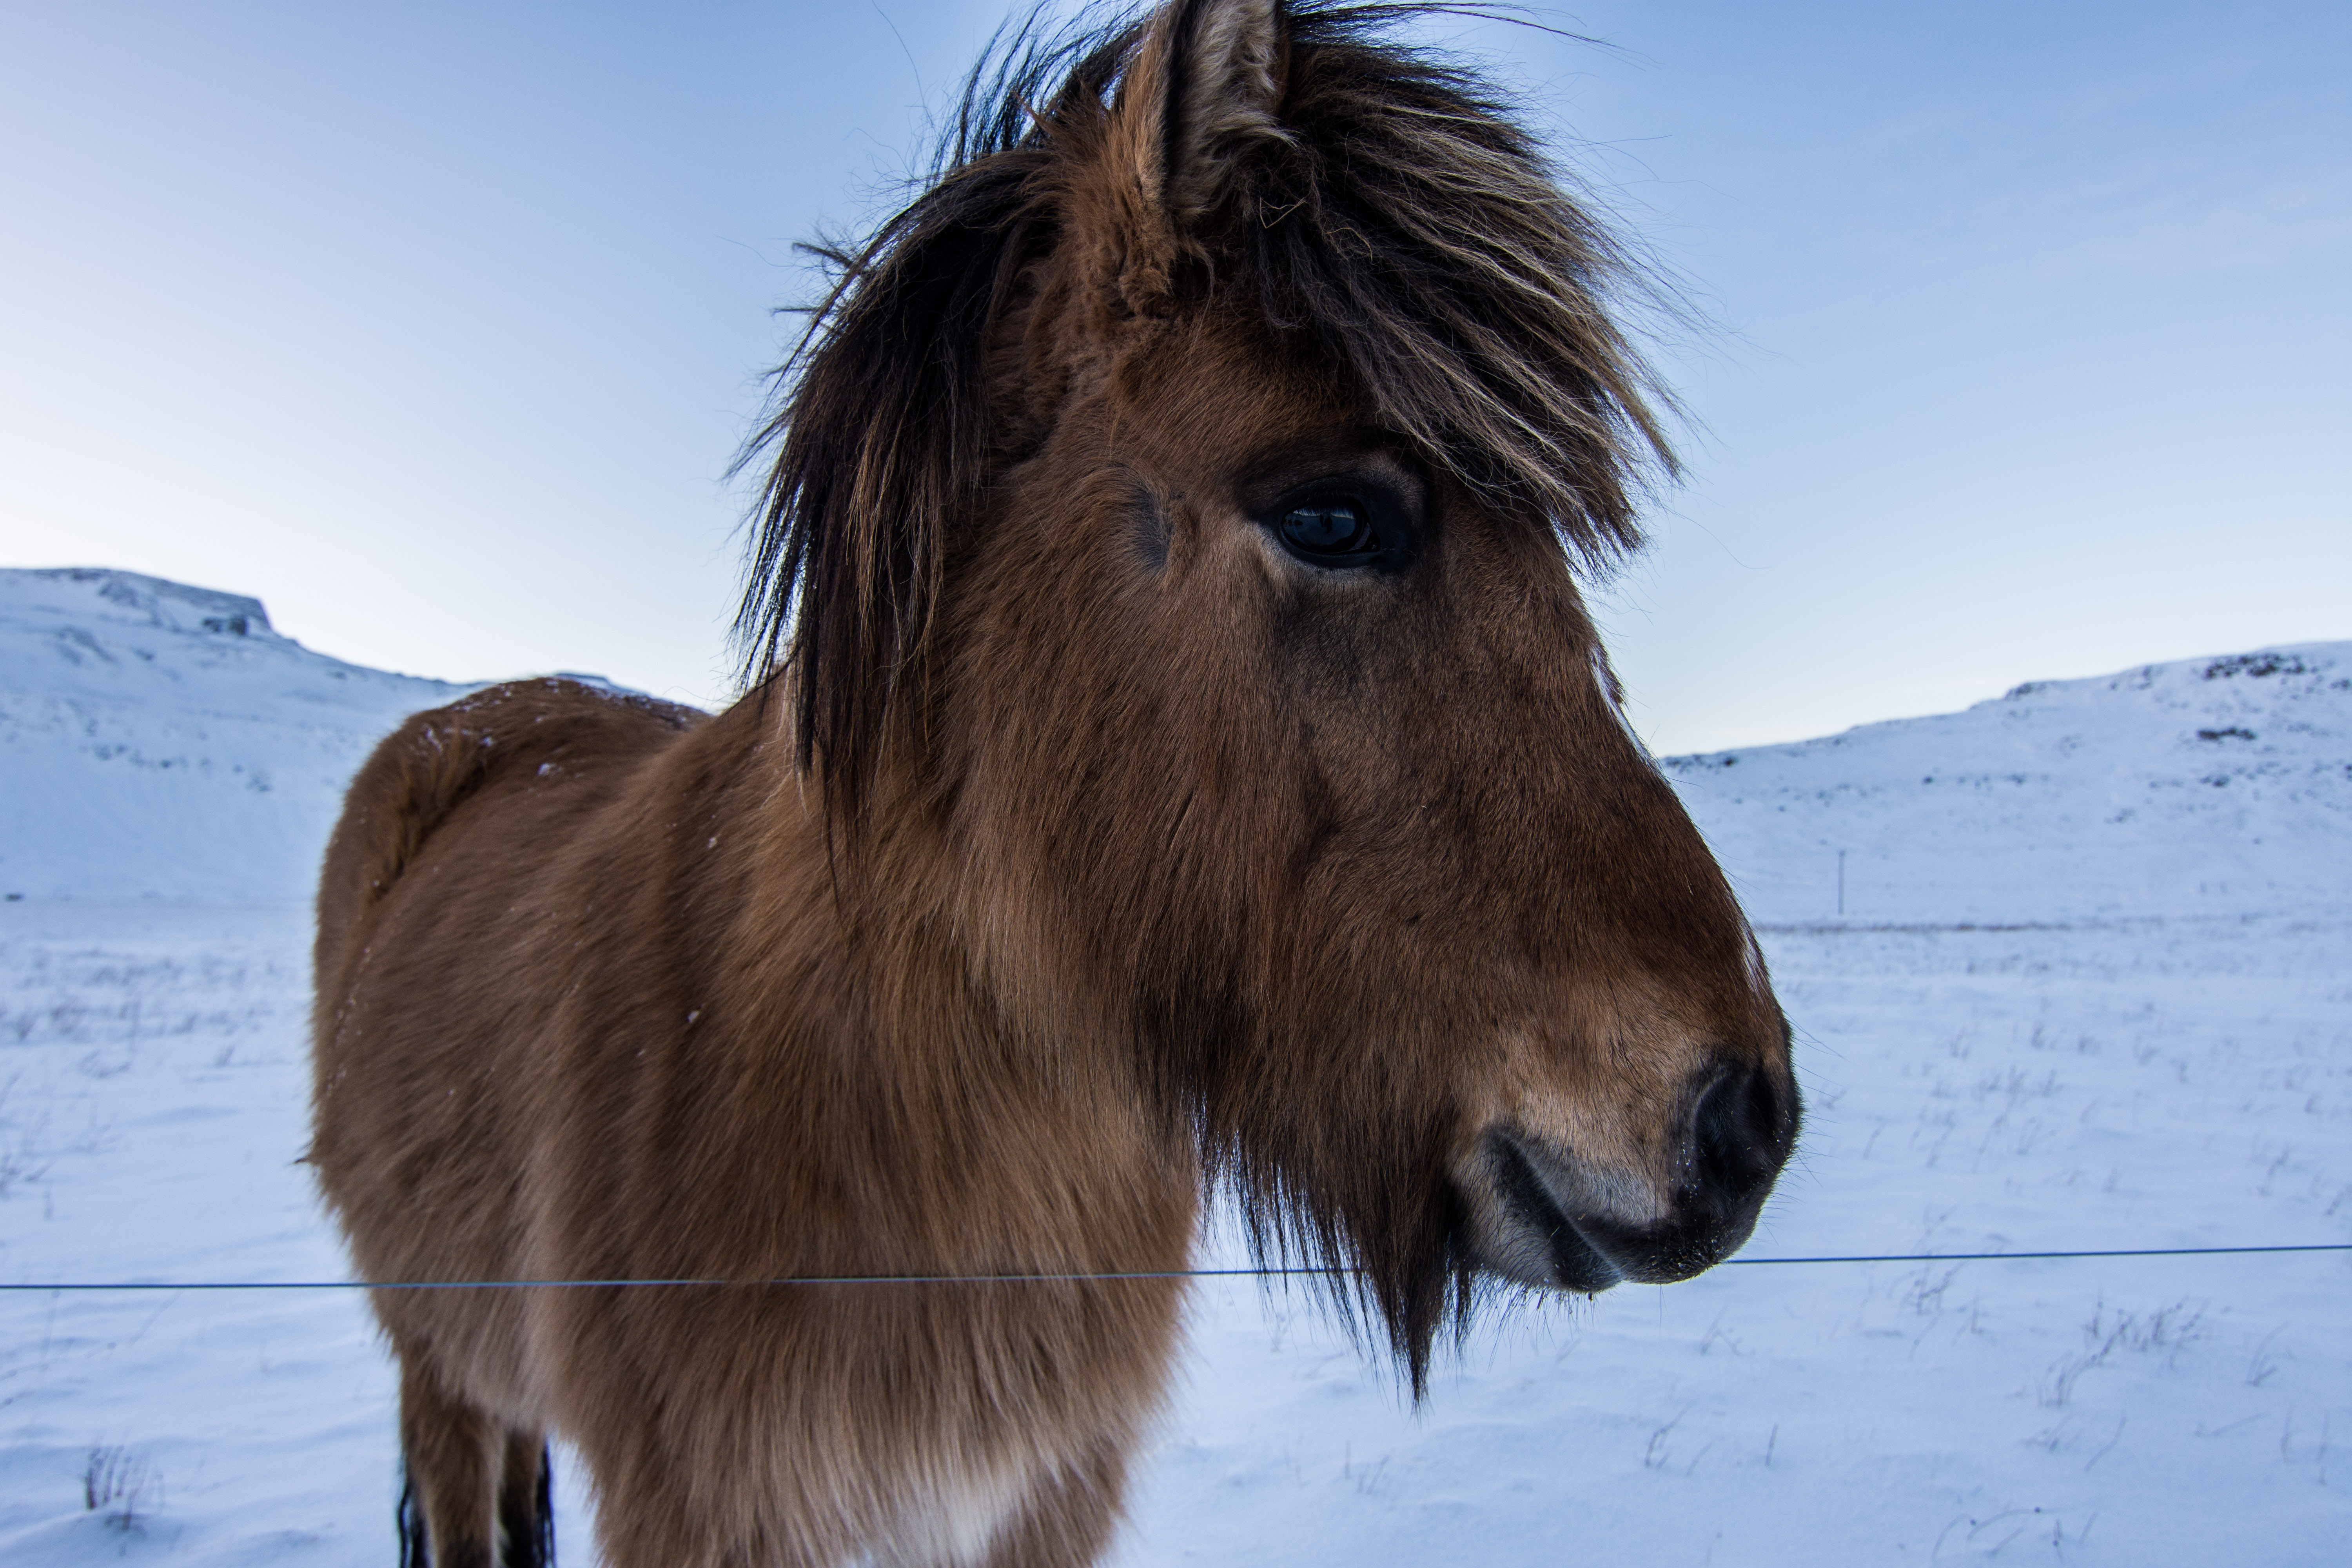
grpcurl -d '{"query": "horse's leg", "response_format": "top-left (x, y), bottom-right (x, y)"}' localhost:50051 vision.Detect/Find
top-left (975, 1439), bottom-right (1128, 1568)
top-left (398, 1357), bottom-right (498, 1568)
top-left (495, 1430), bottom-right (555, 1568)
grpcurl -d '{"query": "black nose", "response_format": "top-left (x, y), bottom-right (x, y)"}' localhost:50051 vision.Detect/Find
top-left (1684, 1062), bottom-right (1800, 1220)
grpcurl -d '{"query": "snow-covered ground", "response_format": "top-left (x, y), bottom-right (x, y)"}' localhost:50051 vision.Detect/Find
top-left (2, 568), bottom-right (2345, 1564)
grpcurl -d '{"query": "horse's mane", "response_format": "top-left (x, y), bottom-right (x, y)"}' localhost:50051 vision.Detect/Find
top-left (735, 1), bottom-right (1677, 816)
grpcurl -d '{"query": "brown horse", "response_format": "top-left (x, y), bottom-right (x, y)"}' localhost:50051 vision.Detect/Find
top-left (310, 2), bottom-right (1798, 1563)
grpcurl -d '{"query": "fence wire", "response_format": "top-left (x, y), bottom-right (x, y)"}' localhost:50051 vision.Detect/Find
top-left (3, 1241), bottom-right (2345, 1291)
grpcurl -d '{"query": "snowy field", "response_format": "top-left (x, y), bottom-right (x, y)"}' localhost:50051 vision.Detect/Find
top-left (2, 569), bottom-right (2346, 1564)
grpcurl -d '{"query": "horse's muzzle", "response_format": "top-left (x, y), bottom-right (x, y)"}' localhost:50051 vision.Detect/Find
top-left (1467, 1063), bottom-right (1800, 1291)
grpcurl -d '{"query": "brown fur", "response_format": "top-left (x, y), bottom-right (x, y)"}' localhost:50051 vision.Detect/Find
top-left (312, 5), bottom-right (1798, 1564)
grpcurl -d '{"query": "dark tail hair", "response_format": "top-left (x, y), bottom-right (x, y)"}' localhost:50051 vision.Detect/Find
top-left (395, 1443), bottom-right (555, 1566)
top-left (396, 1461), bottom-right (428, 1568)
top-left (497, 1443), bottom-right (557, 1568)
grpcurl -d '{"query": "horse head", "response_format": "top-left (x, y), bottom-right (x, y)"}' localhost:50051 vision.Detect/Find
top-left (742, 0), bottom-right (1798, 1387)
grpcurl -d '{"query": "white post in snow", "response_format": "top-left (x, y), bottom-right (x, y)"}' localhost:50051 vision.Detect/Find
top-left (1837, 849), bottom-right (1847, 918)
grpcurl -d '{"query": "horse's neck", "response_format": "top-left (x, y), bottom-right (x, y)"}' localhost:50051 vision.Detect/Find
top-left (700, 740), bottom-right (1201, 1276)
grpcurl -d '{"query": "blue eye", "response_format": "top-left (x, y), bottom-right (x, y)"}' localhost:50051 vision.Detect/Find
top-left (1280, 500), bottom-right (1372, 557)
top-left (1260, 473), bottom-right (1418, 570)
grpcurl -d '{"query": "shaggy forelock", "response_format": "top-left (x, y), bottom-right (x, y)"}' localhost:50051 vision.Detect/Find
top-left (1236, 6), bottom-right (1679, 558)
top-left (734, 2), bottom-right (1675, 822)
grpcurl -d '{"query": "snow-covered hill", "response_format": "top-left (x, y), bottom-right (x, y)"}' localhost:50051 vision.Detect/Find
top-left (9, 564), bottom-right (2345, 918)
top-left (1, 573), bottom-right (2346, 1565)
top-left (1666, 643), bottom-right (2352, 924)
top-left (0, 569), bottom-right (475, 903)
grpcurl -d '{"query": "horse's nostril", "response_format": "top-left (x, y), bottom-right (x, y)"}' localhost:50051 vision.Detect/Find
top-left (1689, 1065), bottom-right (1795, 1205)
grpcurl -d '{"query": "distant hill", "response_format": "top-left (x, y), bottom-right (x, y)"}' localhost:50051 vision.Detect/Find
top-left (0, 568), bottom-right (486, 902)
top-left (1668, 644), bottom-right (2352, 924)
top-left (4, 567), bottom-right (2344, 918)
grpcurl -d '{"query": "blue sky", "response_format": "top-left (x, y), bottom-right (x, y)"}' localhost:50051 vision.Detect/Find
top-left (3, 1), bottom-right (2344, 751)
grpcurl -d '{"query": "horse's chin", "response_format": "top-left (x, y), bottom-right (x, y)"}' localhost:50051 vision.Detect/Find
top-left (1456, 1129), bottom-right (1770, 1294)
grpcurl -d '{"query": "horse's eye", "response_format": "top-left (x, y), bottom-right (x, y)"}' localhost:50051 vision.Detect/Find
top-left (1279, 499), bottom-right (1374, 560)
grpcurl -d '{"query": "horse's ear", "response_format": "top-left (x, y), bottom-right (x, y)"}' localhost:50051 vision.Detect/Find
top-left (1156, 0), bottom-right (1286, 223)
top-left (1109, 0), bottom-right (1287, 293)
